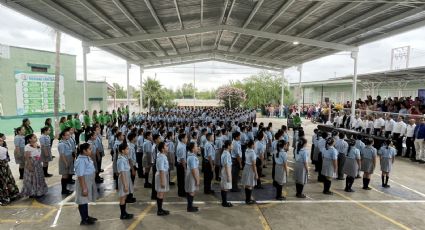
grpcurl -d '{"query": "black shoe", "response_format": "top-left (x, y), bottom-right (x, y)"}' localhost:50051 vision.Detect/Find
top-left (169, 182), bottom-right (175, 186)
top-left (100, 169), bottom-right (104, 172)
top-left (260, 174), bottom-right (266, 177)
top-left (157, 209), bottom-right (170, 216)
top-left (245, 200), bottom-right (256, 205)
top-left (52, 156), bottom-right (56, 159)
top-left (126, 197), bottom-right (136, 203)
top-left (230, 189), bottom-right (241, 192)
top-left (120, 213), bottom-right (134, 220)
top-left (296, 194), bottom-right (306, 199)
top-left (222, 202), bottom-right (233, 207)
top-left (88, 216), bottom-right (98, 222)
top-left (254, 185), bottom-right (264, 189)
top-left (144, 183), bottom-right (152, 188)
top-left (95, 179), bottom-right (104, 184)
top-left (44, 173), bottom-right (53, 178)
top-left (68, 179), bottom-right (75, 185)
top-left (363, 187), bottom-right (372, 190)
top-left (276, 196), bottom-right (286, 201)
top-left (187, 207), bottom-right (199, 212)
top-left (419, 160), bottom-right (425, 164)
top-left (61, 190), bottom-right (73, 195)
top-left (80, 219), bottom-right (96, 225)
top-left (178, 193), bottom-right (186, 197)
top-left (323, 191), bottom-right (333, 195)
top-left (337, 177), bottom-right (344, 180)
top-left (204, 190), bottom-right (214, 195)
top-left (383, 184), bottom-right (391, 188)
top-left (263, 166), bottom-right (267, 168)
top-left (345, 188), bottom-right (355, 192)
top-left (355, 175), bottom-right (361, 179)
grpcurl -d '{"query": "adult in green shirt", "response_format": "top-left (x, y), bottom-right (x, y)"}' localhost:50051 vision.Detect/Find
top-left (293, 113), bottom-right (302, 128)
top-left (117, 108), bottom-right (122, 126)
top-left (66, 114), bottom-right (74, 129)
top-left (44, 118), bottom-right (55, 147)
top-left (99, 110), bottom-right (105, 136)
top-left (59, 117), bottom-right (67, 132)
top-left (92, 110), bottom-right (98, 126)
top-left (112, 110), bottom-right (117, 126)
top-left (73, 113), bottom-right (83, 145)
top-left (22, 118), bottom-right (34, 136)
top-left (83, 110), bottom-right (91, 130)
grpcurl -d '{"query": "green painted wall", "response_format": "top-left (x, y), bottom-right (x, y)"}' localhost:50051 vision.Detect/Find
top-left (0, 45), bottom-right (106, 117)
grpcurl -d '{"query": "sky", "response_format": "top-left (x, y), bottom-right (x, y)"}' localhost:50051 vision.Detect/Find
top-left (1, 4), bottom-right (425, 91)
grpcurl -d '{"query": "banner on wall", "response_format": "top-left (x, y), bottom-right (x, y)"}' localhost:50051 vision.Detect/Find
top-left (15, 72), bottom-right (65, 115)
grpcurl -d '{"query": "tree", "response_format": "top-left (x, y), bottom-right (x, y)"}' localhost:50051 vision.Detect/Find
top-left (216, 86), bottom-right (246, 108)
top-left (142, 77), bottom-right (176, 109)
top-left (232, 71), bottom-right (294, 108)
top-left (111, 83), bottom-right (127, 99)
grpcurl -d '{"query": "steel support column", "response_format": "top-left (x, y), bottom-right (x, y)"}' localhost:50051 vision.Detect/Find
top-left (126, 62), bottom-right (131, 107)
top-left (351, 51), bottom-right (359, 116)
top-left (140, 66), bottom-right (144, 113)
top-left (280, 69), bottom-right (285, 117)
top-left (82, 45), bottom-right (90, 110)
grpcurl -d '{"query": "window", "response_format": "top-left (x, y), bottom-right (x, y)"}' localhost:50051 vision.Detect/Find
top-left (31, 66), bottom-right (48, 72)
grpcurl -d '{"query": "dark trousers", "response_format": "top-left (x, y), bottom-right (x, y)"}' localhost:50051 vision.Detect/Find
top-left (256, 158), bottom-right (262, 187)
top-left (317, 152), bottom-right (323, 181)
top-left (231, 158), bottom-right (240, 190)
top-left (177, 163), bottom-right (185, 196)
top-left (136, 151), bottom-right (144, 177)
top-left (366, 128), bottom-right (371, 135)
top-left (131, 166), bottom-right (136, 184)
top-left (203, 160), bottom-right (213, 193)
top-left (384, 131), bottom-right (391, 139)
top-left (75, 129), bottom-right (82, 145)
top-left (100, 125), bottom-right (105, 136)
top-left (393, 133), bottom-right (402, 156)
top-left (405, 137), bottom-right (416, 158)
top-left (337, 153), bottom-right (346, 179)
top-left (214, 165), bottom-right (220, 181)
top-left (373, 128), bottom-right (381, 136)
top-left (241, 145), bottom-right (247, 168)
top-left (201, 148), bottom-right (205, 173)
top-left (151, 165), bottom-right (157, 199)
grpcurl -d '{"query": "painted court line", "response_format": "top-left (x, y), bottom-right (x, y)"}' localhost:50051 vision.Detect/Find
top-left (127, 203), bottom-right (155, 230)
top-left (254, 205), bottom-right (271, 230)
top-left (60, 199), bottom-right (425, 206)
top-left (50, 192), bottom-right (75, 228)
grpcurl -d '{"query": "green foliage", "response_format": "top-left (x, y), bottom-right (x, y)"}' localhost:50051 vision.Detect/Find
top-left (142, 77), bottom-right (176, 109)
top-left (174, 83), bottom-right (216, 99)
top-left (231, 71), bottom-right (294, 108)
top-left (110, 83), bottom-right (127, 99)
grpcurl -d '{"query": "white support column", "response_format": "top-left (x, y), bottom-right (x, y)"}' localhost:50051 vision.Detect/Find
top-left (297, 64), bottom-right (303, 113)
top-left (126, 62), bottom-right (131, 107)
top-left (351, 51), bottom-right (359, 116)
top-left (280, 68), bottom-right (285, 117)
top-left (139, 66), bottom-right (144, 113)
top-left (82, 45), bottom-right (90, 110)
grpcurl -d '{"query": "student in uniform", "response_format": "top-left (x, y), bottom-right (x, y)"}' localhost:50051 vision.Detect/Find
top-left (150, 134), bottom-right (161, 200)
top-left (136, 128), bottom-right (145, 178)
top-left (294, 137), bottom-right (309, 198)
top-left (255, 132), bottom-right (266, 189)
top-left (40, 127), bottom-right (53, 177)
top-left (116, 142), bottom-right (134, 220)
top-left (355, 134), bottom-right (365, 178)
top-left (142, 131), bottom-right (153, 188)
top-left (94, 126), bottom-right (104, 183)
top-left (74, 143), bottom-right (98, 225)
top-left (231, 132), bottom-right (242, 192)
top-left (321, 138), bottom-right (338, 195)
top-left (21, 134), bottom-right (48, 198)
top-left (214, 130), bottom-right (223, 182)
top-left (155, 142), bottom-right (170, 216)
top-left (317, 132), bottom-right (328, 182)
top-left (272, 131), bottom-right (283, 188)
top-left (127, 132), bottom-right (137, 203)
top-left (378, 139), bottom-right (396, 188)
top-left (343, 139), bottom-right (361, 192)
top-left (87, 131), bottom-right (100, 186)
top-left (203, 133), bottom-right (215, 194)
top-left (185, 142), bottom-right (200, 212)
top-left (176, 133), bottom-right (188, 197)
top-left (14, 126), bottom-right (26, 180)
top-left (241, 140), bottom-right (258, 205)
top-left (44, 118), bottom-right (55, 150)
top-left (165, 132), bottom-right (176, 186)
top-left (274, 140), bottom-right (288, 200)
top-left (361, 138), bottom-right (377, 190)
top-left (58, 130), bottom-right (74, 195)
top-left (220, 140), bottom-right (233, 207)
top-left (335, 133), bottom-right (348, 180)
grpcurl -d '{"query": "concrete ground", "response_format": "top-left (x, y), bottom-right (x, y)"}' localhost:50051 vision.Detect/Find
top-left (2, 117), bottom-right (425, 230)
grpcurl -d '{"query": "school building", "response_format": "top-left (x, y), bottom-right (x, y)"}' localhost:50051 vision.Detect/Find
top-left (290, 67), bottom-right (425, 105)
top-left (0, 44), bottom-right (108, 117)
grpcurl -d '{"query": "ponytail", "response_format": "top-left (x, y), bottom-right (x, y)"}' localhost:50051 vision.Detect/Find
top-left (297, 137), bottom-right (307, 155)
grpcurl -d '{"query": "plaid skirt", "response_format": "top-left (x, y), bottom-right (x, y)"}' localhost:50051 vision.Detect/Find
top-left (20, 158), bottom-right (48, 197)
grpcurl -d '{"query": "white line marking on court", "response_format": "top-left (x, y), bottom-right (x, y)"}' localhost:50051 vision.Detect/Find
top-left (61, 199), bottom-right (425, 206)
top-left (373, 173), bottom-right (425, 198)
top-left (50, 192), bottom-right (75, 228)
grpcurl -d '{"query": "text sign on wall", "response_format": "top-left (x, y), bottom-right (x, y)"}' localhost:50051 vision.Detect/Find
top-left (15, 72), bottom-right (66, 115)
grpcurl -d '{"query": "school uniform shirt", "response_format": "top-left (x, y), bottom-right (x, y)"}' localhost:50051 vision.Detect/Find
top-left (361, 146), bottom-right (377, 173)
top-left (155, 153), bottom-right (170, 192)
top-left (355, 140), bottom-right (365, 153)
top-left (231, 140), bottom-right (242, 159)
top-left (405, 124), bottom-right (416, 138)
top-left (95, 135), bottom-right (104, 155)
top-left (317, 138), bottom-right (327, 153)
top-left (39, 134), bottom-right (52, 162)
top-left (204, 141), bottom-right (215, 161)
top-left (117, 154), bottom-right (133, 196)
top-left (176, 141), bottom-right (187, 163)
top-left (240, 132), bottom-right (248, 145)
top-left (200, 135), bottom-right (207, 148)
top-left (255, 140), bottom-right (265, 159)
top-left (136, 136), bottom-right (144, 152)
top-left (156, 153), bottom-right (169, 172)
top-left (108, 135), bottom-right (115, 150)
top-left (151, 144), bottom-right (158, 165)
top-left (392, 121), bottom-right (407, 135)
top-left (58, 140), bottom-right (74, 175)
top-left (335, 139), bottom-right (349, 154)
top-left (74, 155), bottom-right (97, 204)
top-left (384, 119), bottom-right (396, 132)
top-left (373, 118), bottom-right (385, 129)
top-left (185, 152), bottom-right (200, 193)
top-left (220, 150), bottom-right (232, 189)
top-left (128, 142), bottom-right (137, 166)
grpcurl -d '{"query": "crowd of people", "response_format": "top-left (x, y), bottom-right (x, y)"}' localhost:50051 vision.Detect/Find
top-left (0, 104), bottom-right (423, 226)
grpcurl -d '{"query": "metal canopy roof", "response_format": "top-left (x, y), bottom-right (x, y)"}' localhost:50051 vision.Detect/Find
top-left (336, 66), bottom-right (425, 83)
top-left (3, 0), bottom-right (425, 70)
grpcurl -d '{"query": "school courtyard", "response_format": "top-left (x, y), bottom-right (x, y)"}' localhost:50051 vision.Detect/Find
top-left (2, 117), bottom-right (424, 230)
